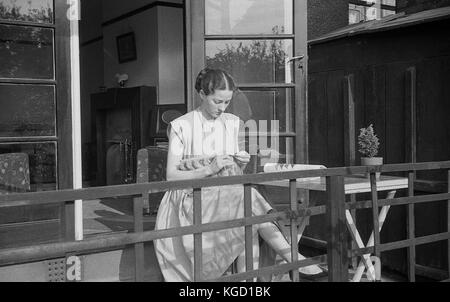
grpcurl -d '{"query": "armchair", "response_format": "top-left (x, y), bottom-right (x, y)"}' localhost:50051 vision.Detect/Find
top-left (136, 146), bottom-right (168, 215)
top-left (0, 153), bottom-right (31, 194)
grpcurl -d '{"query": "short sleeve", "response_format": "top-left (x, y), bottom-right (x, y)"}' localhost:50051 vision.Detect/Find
top-left (238, 119), bottom-right (246, 153)
top-left (168, 121), bottom-right (184, 158)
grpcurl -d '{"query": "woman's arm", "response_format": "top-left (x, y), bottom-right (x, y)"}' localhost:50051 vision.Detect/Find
top-left (165, 125), bottom-right (212, 181)
top-left (165, 124), bottom-right (234, 181)
top-left (167, 153), bottom-right (235, 181)
top-left (166, 153), bottom-right (213, 181)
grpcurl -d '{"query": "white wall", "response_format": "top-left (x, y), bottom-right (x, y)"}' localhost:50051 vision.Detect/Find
top-left (102, 4), bottom-right (185, 104)
top-left (80, 0), bottom-right (185, 147)
top-left (80, 0), bottom-right (104, 145)
top-left (80, 0), bottom-right (103, 42)
top-left (102, 0), bottom-right (183, 22)
top-left (157, 6), bottom-right (185, 104)
top-left (80, 43), bottom-right (104, 143)
top-left (102, 8), bottom-right (159, 89)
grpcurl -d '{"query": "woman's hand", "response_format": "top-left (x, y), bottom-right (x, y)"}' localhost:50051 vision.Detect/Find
top-left (208, 155), bottom-right (235, 176)
top-left (233, 151), bottom-right (251, 166)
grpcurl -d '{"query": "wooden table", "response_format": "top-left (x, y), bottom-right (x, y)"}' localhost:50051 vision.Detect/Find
top-left (261, 174), bottom-right (408, 282)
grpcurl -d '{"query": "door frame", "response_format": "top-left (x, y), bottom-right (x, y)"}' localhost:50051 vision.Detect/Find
top-left (0, 0), bottom-right (79, 242)
top-left (185, 0), bottom-right (309, 163)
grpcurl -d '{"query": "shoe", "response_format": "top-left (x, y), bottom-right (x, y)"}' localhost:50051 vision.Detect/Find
top-left (290, 266), bottom-right (329, 281)
top-left (298, 270), bottom-right (328, 281)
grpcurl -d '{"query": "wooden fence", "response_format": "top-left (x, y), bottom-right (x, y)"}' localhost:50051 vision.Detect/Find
top-left (0, 161), bottom-right (450, 282)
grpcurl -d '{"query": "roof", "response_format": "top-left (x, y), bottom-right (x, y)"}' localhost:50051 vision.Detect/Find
top-left (309, 5), bottom-right (450, 45)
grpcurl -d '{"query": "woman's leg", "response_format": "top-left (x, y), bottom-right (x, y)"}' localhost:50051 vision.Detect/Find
top-left (257, 222), bottom-right (323, 275)
top-left (236, 232), bottom-right (260, 281)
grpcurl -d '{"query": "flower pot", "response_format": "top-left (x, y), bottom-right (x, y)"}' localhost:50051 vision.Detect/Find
top-left (361, 157), bottom-right (383, 180)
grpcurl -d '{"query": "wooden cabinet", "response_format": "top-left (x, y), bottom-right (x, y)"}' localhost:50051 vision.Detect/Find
top-left (90, 86), bottom-right (157, 186)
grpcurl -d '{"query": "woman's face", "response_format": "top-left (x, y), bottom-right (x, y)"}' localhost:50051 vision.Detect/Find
top-left (200, 89), bottom-right (233, 119)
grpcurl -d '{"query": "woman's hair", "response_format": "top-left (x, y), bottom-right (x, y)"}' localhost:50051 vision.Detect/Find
top-left (195, 68), bottom-right (237, 96)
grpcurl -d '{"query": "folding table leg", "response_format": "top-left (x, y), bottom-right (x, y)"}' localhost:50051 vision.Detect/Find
top-left (296, 215), bottom-right (309, 243)
top-left (352, 190), bottom-right (397, 282)
top-left (345, 210), bottom-right (376, 281)
top-left (350, 194), bottom-right (358, 270)
top-left (274, 209), bottom-right (309, 245)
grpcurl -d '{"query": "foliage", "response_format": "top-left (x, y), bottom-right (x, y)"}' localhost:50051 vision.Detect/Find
top-left (206, 26), bottom-right (288, 83)
top-left (0, 1), bottom-right (53, 78)
top-left (358, 124), bottom-right (380, 158)
top-left (0, 0), bottom-right (52, 23)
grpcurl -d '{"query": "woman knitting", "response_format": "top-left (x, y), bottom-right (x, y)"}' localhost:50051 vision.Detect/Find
top-left (154, 68), bottom-right (325, 281)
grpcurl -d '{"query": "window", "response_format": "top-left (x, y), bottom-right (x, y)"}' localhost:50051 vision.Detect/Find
top-left (0, 0), bottom-right (53, 23)
top-left (203, 0), bottom-right (297, 164)
top-left (0, 0), bottom-right (73, 246)
top-left (349, 0), bottom-right (396, 24)
top-left (0, 0), bottom-right (57, 192)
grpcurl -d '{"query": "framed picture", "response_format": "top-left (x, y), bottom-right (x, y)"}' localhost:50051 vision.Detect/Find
top-left (116, 32), bottom-right (137, 63)
top-left (150, 104), bottom-right (186, 138)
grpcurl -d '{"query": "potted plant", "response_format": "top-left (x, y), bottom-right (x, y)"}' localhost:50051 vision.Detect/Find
top-left (358, 124), bottom-right (382, 180)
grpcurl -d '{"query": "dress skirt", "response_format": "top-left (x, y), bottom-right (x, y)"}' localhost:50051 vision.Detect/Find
top-left (154, 184), bottom-right (273, 281)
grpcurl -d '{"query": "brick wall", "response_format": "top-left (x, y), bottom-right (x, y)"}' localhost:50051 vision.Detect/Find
top-left (396, 0), bottom-right (450, 14)
top-left (308, 0), bottom-right (349, 40)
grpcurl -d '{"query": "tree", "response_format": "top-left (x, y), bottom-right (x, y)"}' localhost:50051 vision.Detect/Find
top-left (0, 0), bottom-right (52, 24)
top-left (206, 26), bottom-right (289, 83)
top-left (0, 1), bottom-right (53, 78)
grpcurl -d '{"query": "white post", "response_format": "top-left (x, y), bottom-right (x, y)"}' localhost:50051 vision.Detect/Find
top-left (68, 0), bottom-right (83, 241)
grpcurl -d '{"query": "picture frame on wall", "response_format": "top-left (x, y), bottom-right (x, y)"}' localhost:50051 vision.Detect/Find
top-left (116, 32), bottom-right (137, 63)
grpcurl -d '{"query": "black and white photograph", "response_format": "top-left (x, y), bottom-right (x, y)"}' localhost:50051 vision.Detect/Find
top-left (0, 0), bottom-right (450, 288)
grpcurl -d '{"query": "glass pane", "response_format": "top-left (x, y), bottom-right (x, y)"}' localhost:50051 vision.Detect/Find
top-left (205, 0), bottom-right (293, 35)
top-left (366, 7), bottom-right (378, 21)
top-left (0, 84), bottom-right (56, 137)
top-left (0, 0), bottom-right (53, 24)
top-left (0, 142), bottom-right (56, 192)
top-left (231, 89), bottom-right (294, 133)
top-left (272, 137), bottom-right (294, 164)
top-left (382, 9), bottom-right (395, 17)
top-left (259, 137), bottom-right (294, 165)
top-left (0, 143), bottom-right (59, 248)
top-left (206, 39), bottom-right (293, 84)
top-left (382, 0), bottom-right (396, 6)
top-left (241, 136), bottom-right (294, 167)
top-left (349, 6), bottom-right (363, 24)
top-left (0, 24), bottom-right (54, 79)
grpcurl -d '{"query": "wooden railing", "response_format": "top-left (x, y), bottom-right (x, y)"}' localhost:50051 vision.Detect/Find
top-left (1, 161), bottom-right (450, 282)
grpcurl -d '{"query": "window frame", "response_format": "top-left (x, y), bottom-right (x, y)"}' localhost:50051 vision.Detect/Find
top-left (187, 0), bottom-right (308, 164)
top-left (0, 0), bottom-right (74, 241)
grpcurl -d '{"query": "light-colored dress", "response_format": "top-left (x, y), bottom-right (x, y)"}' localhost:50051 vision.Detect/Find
top-left (154, 109), bottom-right (273, 281)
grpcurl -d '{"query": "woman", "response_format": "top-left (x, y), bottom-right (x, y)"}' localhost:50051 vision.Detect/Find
top-left (154, 68), bottom-right (324, 281)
